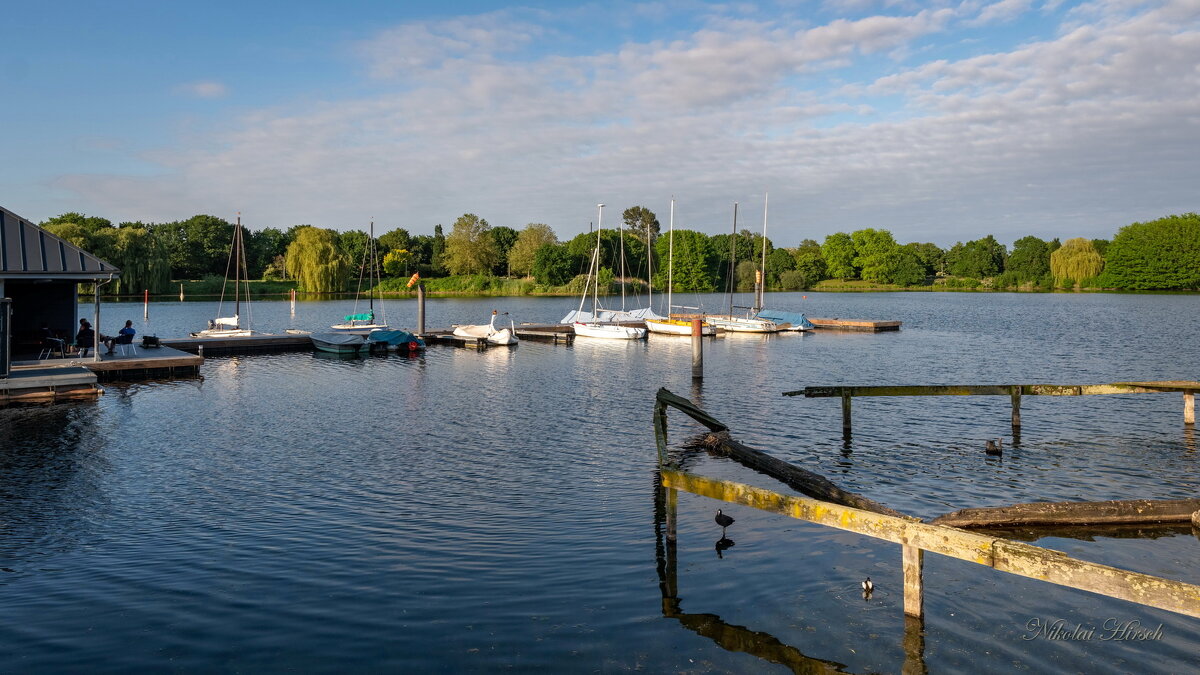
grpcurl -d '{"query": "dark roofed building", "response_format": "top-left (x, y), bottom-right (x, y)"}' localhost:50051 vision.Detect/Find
top-left (1, 205), bottom-right (120, 368)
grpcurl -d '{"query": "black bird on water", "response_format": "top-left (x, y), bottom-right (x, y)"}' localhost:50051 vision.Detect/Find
top-left (985, 438), bottom-right (1003, 456)
top-left (715, 509), bottom-right (735, 536)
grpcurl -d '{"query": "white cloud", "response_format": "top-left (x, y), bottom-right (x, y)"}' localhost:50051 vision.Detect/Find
top-left (58, 2), bottom-right (1200, 245)
top-left (174, 80), bottom-right (229, 99)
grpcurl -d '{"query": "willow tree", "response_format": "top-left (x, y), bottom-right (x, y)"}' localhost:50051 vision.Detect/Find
top-left (1050, 237), bottom-right (1104, 285)
top-left (285, 226), bottom-right (350, 292)
top-left (110, 227), bottom-right (171, 294)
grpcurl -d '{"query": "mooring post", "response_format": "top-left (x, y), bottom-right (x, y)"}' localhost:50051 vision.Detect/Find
top-left (902, 544), bottom-right (924, 618)
top-left (1185, 389), bottom-right (1195, 425)
top-left (691, 319), bottom-right (703, 380)
top-left (417, 283), bottom-right (426, 336)
top-left (902, 615), bottom-right (927, 675)
top-left (1011, 385), bottom-right (1022, 428)
top-left (841, 389), bottom-right (852, 434)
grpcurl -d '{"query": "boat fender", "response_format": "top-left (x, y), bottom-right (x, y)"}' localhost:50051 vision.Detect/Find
top-left (407, 341), bottom-right (419, 351)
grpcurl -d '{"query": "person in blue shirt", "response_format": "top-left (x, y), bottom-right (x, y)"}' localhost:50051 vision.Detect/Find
top-left (105, 320), bottom-right (136, 354)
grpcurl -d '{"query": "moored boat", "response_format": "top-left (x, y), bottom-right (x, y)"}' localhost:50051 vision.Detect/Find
top-left (310, 332), bottom-right (367, 354)
top-left (453, 310), bottom-right (518, 345)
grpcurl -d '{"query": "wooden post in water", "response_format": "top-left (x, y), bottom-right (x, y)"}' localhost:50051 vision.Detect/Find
top-left (691, 319), bottom-right (703, 380)
top-left (290, 288), bottom-right (296, 316)
top-left (1186, 389), bottom-right (1195, 425)
top-left (902, 544), bottom-right (924, 618)
top-left (417, 283), bottom-right (426, 336)
top-left (143, 290), bottom-right (149, 319)
top-left (1011, 385), bottom-right (1022, 428)
top-left (179, 283), bottom-right (184, 302)
top-left (841, 389), bottom-right (852, 435)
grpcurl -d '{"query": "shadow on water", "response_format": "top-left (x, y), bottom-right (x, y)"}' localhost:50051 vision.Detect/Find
top-left (0, 404), bottom-right (110, 577)
top-left (652, 476), bottom-right (928, 674)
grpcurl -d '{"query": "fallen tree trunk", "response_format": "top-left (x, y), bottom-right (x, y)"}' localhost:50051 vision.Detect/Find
top-left (699, 431), bottom-right (910, 519)
top-left (931, 498), bottom-right (1200, 528)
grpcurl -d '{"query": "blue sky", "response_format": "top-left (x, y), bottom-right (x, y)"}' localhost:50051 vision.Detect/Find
top-left (2, 0), bottom-right (1197, 246)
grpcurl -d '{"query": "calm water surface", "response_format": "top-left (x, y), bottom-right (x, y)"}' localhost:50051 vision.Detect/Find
top-left (2, 292), bottom-right (1198, 672)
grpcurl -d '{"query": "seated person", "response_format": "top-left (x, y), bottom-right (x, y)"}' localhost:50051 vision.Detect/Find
top-left (40, 323), bottom-right (66, 356)
top-left (75, 320), bottom-right (96, 356)
top-left (106, 320), bottom-right (136, 354)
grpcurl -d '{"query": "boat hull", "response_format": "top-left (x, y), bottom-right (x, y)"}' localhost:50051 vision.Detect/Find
top-left (645, 319), bottom-right (716, 336)
top-left (704, 316), bottom-right (780, 333)
top-left (189, 328), bottom-right (254, 338)
top-left (573, 322), bottom-right (647, 340)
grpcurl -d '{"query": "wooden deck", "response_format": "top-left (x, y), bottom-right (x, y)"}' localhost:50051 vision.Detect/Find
top-left (807, 317), bottom-right (902, 331)
top-left (0, 366), bottom-right (103, 405)
top-left (163, 334), bottom-right (313, 354)
top-left (14, 344), bottom-right (204, 381)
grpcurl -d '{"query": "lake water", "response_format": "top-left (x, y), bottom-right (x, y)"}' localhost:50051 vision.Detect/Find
top-left (2, 291), bottom-right (1198, 672)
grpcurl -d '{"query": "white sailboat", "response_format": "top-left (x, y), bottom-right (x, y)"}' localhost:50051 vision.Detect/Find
top-left (453, 310), bottom-right (518, 345)
top-left (573, 204), bottom-right (647, 340)
top-left (646, 199), bottom-right (716, 336)
top-left (331, 221), bottom-right (389, 333)
top-left (191, 214), bottom-right (256, 338)
top-left (705, 201), bottom-right (780, 333)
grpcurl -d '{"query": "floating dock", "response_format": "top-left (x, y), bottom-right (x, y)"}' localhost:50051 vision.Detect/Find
top-left (0, 366), bottom-right (103, 405)
top-left (163, 334), bottom-right (313, 355)
top-left (807, 317), bottom-right (902, 331)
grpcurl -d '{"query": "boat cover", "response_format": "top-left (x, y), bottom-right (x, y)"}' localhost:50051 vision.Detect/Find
top-left (560, 307), bottom-right (666, 324)
top-left (755, 309), bottom-right (815, 329)
top-left (367, 329), bottom-right (424, 346)
top-left (213, 315), bottom-right (239, 327)
top-left (343, 312), bottom-right (375, 322)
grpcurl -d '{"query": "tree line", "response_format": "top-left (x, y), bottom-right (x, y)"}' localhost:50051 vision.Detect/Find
top-left (40, 210), bottom-right (1200, 294)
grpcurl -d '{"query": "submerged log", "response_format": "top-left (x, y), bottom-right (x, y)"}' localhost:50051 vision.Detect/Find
top-left (699, 430), bottom-right (908, 518)
top-left (931, 498), bottom-right (1200, 528)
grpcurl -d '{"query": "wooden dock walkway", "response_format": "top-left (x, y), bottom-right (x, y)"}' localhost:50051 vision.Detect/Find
top-left (785, 380), bottom-right (1199, 431)
top-left (163, 334), bottom-right (313, 355)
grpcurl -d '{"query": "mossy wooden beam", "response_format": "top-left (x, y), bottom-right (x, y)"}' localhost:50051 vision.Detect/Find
top-left (784, 382), bottom-right (1200, 398)
top-left (931, 498), bottom-right (1200, 528)
top-left (661, 469), bottom-right (1200, 619)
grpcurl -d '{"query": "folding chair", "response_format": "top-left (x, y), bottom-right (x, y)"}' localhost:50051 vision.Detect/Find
top-left (38, 337), bottom-right (67, 359)
top-left (111, 333), bottom-right (136, 356)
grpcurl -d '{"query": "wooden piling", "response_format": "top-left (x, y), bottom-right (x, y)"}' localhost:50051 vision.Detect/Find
top-left (1010, 385), bottom-right (1021, 428)
top-left (417, 283), bottom-right (426, 336)
top-left (902, 545), bottom-right (924, 618)
top-left (691, 320), bottom-right (703, 380)
top-left (841, 390), bottom-right (852, 434)
top-left (1186, 389), bottom-right (1195, 425)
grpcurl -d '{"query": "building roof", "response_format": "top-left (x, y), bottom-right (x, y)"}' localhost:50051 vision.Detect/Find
top-left (0, 205), bottom-right (120, 280)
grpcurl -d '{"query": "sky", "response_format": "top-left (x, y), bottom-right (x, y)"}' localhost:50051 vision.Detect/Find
top-left (1, 0), bottom-right (1197, 247)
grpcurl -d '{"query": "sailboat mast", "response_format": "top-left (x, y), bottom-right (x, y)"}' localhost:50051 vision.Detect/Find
top-left (645, 212), bottom-right (652, 312)
top-left (758, 193), bottom-right (769, 312)
top-left (234, 214), bottom-right (242, 320)
top-left (594, 204), bottom-right (604, 318)
top-left (728, 202), bottom-right (738, 317)
top-left (368, 220), bottom-right (375, 313)
top-left (667, 198), bottom-right (674, 316)
top-left (619, 215), bottom-right (626, 312)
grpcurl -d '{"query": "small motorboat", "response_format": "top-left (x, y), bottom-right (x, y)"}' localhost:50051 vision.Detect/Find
top-left (310, 332), bottom-right (367, 354)
top-left (453, 311), bottom-right (518, 345)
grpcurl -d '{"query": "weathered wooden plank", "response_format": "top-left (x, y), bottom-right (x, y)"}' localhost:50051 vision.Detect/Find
top-left (655, 388), bottom-right (728, 432)
top-left (932, 498), bottom-right (1200, 528)
top-left (699, 430), bottom-right (907, 518)
top-left (661, 470), bottom-right (1200, 619)
top-left (902, 545), bottom-right (924, 618)
top-left (785, 383), bottom-right (1179, 398)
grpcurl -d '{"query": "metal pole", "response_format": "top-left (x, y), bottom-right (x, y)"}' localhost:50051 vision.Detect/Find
top-left (143, 289), bottom-right (149, 319)
top-left (417, 283), bottom-right (426, 336)
top-left (691, 319), bottom-right (703, 380)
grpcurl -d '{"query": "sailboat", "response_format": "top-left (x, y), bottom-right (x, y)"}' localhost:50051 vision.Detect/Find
top-left (453, 310), bottom-right (518, 345)
top-left (705, 201), bottom-right (780, 333)
top-left (645, 199), bottom-right (716, 336)
top-left (330, 221), bottom-right (389, 333)
top-left (748, 193), bottom-right (812, 331)
top-left (191, 214), bottom-right (256, 338)
top-left (573, 204), bottom-right (647, 340)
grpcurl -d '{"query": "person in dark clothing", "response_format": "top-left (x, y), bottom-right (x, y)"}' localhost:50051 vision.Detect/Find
top-left (106, 320), bottom-right (136, 354)
top-left (75, 320), bottom-right (95, 357)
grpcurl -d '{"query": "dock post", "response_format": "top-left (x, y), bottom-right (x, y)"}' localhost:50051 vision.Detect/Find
top-left (1011, 385), bottom-right (1022, 428)
top-left (902, 544), bottom-right (924, 618)
top-left (417, 283), bottom-right (426, 336)
top-left (1185, 389), bottom-right (1195, 425)
top-left (841, 389), bottom-right (852, 435)
top-left (691, 320), bottom-right (703, 380)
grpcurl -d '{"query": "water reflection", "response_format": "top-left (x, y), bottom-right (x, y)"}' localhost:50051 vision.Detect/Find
top-left (714, 536), bottom-right (735, 558)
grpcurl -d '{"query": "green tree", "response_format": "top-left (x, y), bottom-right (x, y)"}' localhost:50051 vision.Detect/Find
top-left (949, 235), bottom-right (1006, 278)
top-left (1098, 214), bottom-right (1200, 290)
top-left (489, 225), bottom-right (519, 275)
top-left (654, 229), bottom-right (718, 292)
top-left (443, 214), bottom-right (500, 276)
top-left (155, 215), bottom-right (235, 279)
top-left (904, 242), bottom-right (945, 277)
top-left (531, 243), bottom-right (579, 286)
top-left (382, 249), bottom-right (412, 277)
top-left (851, 228), bottom-right (900, 283)
top-left (623, 206), bottom-right (660, 243)
top-left (1006, 236), bottom-right (1053, 282)
top-left (247, 227), bottom-right (291, 280)
top-left (378, 228), bottom-right (412, 255)
top-left (822, 232), bottom-right (857, 280)
top-left (765, 248), bottom-right (795, 287)
top-left (1050, 238), bottom-right (1104, 287)
top-left (431, 224), bottom-right (447, 274)
top-left (508, 224), bottom-right (558, 277)
top-left (107, 226), bottom-right (172, 294)
top-left (790, 240), bottom-right (827, 289)
top-left (285, 226), bottom-right (350, 292)
top-left (41, 212), bottom-right (113, 234)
